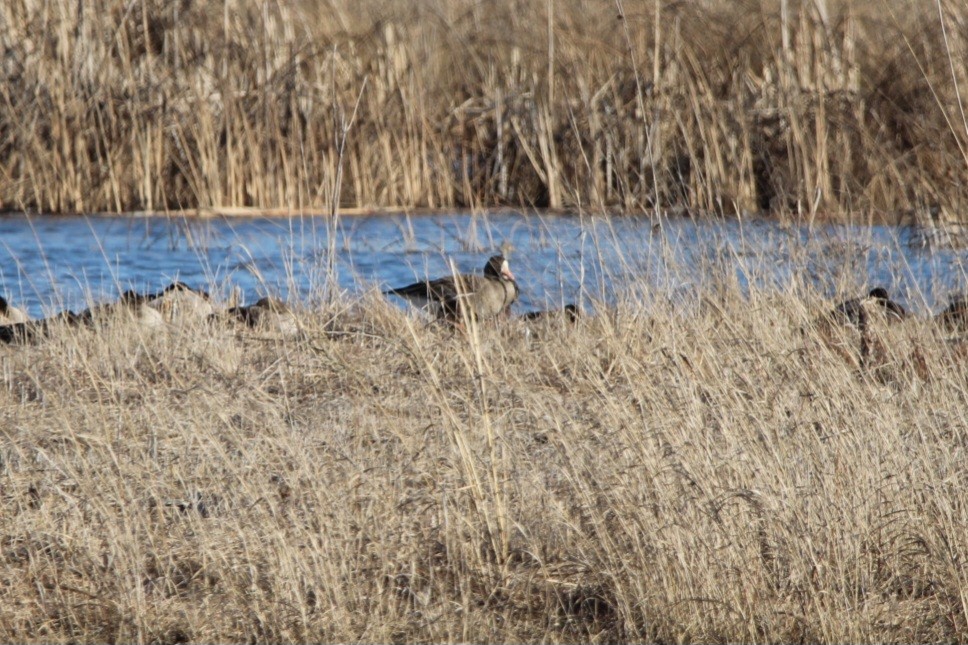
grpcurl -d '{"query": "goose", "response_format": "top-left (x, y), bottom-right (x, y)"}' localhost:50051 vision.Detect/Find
top-left (828, 287), bottom-right (907, 327)
top-left (74, 290), bottom-right (165, 330)
top-left (0, 308), bottom-right (86, 344)
top-left (144, 281), bottom-right (214, 324)
top-left (385, 255), bottom-right (519, 322)
top-left (936, 294), bottom-right (968, 332)
top-left (521, 303), bottom-right (580, 323)
top-left (1, 292), bottom-right (161, 343)
top-left (0, 296), bottom-right (28, 324)
top-left (226, 296), bottom-right (299, 336)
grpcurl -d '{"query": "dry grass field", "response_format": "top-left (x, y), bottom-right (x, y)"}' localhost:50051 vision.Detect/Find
top-left (1, 280), bottom-right (967, 643)
top-left (0, 0), bottom-right (966, 217)
top-left (2, 0), bottom-right (968, 641)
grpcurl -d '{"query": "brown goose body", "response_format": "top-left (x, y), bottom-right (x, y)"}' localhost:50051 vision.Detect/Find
top-left (144, 281), bottom-right (214, 324)
top-left (386, 255), bottom-right (519, 321)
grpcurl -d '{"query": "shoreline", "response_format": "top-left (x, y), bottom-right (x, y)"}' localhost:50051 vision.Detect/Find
top-left (0, 206), bottom-right (919, 227)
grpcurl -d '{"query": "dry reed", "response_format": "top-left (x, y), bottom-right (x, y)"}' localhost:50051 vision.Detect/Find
top-left (1, 277), bottom-right (967, 643)
top-left (0, 0), bottom-right (966, 218)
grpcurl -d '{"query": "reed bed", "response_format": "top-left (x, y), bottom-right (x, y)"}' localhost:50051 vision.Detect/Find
top-left (0, 0), bottom-right (966, 218)
top-left (1, 275), bottom-right (967, 643)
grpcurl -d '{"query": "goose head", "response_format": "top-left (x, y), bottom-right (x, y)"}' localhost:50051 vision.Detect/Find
top-left (484, 255), bottom-right (515, 282)
top-left (867, 287), bottom-right (890, 302)
top-left (867, 287), bottom-right (906, 320)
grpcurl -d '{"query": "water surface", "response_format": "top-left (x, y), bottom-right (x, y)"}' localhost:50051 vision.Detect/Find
top-left (1, 212), bottom-right (966, 318)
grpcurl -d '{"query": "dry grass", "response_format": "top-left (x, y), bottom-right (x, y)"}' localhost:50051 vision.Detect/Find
top-left (1, 280), bottom-right (967, 643)
top-left (0, 0), bottom-right (967, 218)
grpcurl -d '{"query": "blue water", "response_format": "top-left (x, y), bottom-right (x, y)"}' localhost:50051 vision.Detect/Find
top-left (1, 212), bottom-right (967, 318)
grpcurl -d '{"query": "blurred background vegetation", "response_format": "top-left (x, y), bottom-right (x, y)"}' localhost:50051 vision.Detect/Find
top-left (0, 0), bottom-right (965, 218)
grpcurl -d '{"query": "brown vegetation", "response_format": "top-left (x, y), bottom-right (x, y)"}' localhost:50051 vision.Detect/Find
top-left (1, 282), bottom-right (967, 643)
top-left (0, 0), bottom-right (966, 217)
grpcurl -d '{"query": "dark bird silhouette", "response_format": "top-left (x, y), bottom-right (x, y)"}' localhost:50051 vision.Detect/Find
top-left (0, 310), bottom-right (81, 344)
top-left (225, 296), bottom-right (299, 336)
top-left (829, 287), bottom-right (907, 327)
top-left (0, 282), bottom-right (211, 344)
top-left (521, 303), bottom-right (580, 323)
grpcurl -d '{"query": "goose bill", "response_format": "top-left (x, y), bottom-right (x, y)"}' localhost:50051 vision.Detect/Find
top-left (501, 262), bottom-right (515, 281)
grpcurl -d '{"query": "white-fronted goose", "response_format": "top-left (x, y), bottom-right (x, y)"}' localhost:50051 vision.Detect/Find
top-left (227, 297), bottom-right (299, 336)
top-left (0, 296), bottom-right (28, 325)
top-left (829, 287), bottom-right (907, 327)
top-left (75, 289), bottom-right (165, 330)
top-left (385, 255), bottom-right (519, 322)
